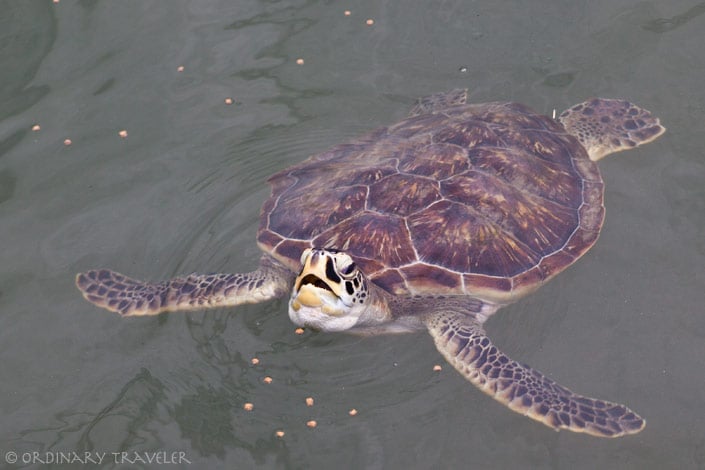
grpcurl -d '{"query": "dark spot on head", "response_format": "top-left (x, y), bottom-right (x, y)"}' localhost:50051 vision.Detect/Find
top-left (611, 138), bottom-right (621, 146)
top-left (582, 107), bottom-right (595, 115)
top-left (345, 281), bottom-right (354, 295)
top-left (623, 119), bottom-right (638, 130)
top-left (626, 139), bottom-right (637, 147)
top-left (628, 107), bottom-right (639, 115)
top-left (325, 258), bottom-right (341, 284)
top-left (600, 115), bottom-right (610, 123)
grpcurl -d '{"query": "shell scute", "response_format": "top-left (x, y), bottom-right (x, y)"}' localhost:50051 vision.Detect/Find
top-left (312, 212), bottom-right (416, 267)
top-left (467, 147), bottom-right (582, 208)
top-left (368, 174), bottom-right (442, 216)
top-left (433, 120), bottom-right (501, 148)
top-left (269, 183), bottom-right (367, 240)
top-left (398, 143), bottom-right (470, 179)
top-left (407, 200), bottom-right (542, 276)
top-left (440, 171), bottom-right (578, 256)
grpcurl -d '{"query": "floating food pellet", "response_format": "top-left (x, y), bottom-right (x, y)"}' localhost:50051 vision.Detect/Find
top-left (344, 10), bottom-right (351, 16)
top-left (295, 58), bottom-right (304, 65)
top-left (31, 124), bottom-right (41, 132)
top-left (118, 130), bottom-right (128, 138)
top-left (305, 397), bottom-right (314, 407)
top-left (224, 97), bottom-right (234, 105)
top-left (177, 65), bottom-right (184, 72)
top-left (263, 376), bottom-right (273, 384)
top-left (349, 408), bottom-right (358, 416)
top-left (295, 327), bottom-right (305, 335)
top-left (243, 402), bottom-right (254, 411)
top-left (63, 138), bottom-right (72, 146)
top-left (251, 357), bottom-right (260, 365)
top-left (433, 364), bottom-right (442, 372)
top-left (306, 420), bottom-right (317, 428)
top-left (275, 430), bottom-right (285, 438)
top-left (365, 18), bottom-right (374, 25)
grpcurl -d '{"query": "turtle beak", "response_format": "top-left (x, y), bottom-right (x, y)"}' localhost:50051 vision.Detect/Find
top-left (293, 283), bottom-right (342, 314)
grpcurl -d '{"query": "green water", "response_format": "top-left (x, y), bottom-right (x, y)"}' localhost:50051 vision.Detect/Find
top-left (1, 1), bottom-right (704, 468)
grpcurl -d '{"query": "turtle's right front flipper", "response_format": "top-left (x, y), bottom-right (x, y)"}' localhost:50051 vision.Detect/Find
top-left (424, 311), bottom-right (645, 437)
top-left (75, 255), bottom-right (294, 316)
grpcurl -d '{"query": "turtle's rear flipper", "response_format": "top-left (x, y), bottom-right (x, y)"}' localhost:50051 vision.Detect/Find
top-left (408, 88), bottom-right (468, 116)
top-left (75, 256), bottom-right (293, 316)
top-left (424, 311), bottom-right (645, 437)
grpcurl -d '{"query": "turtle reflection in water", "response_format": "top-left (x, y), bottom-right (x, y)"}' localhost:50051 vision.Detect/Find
top-left (77, 89), bottom-right (665, 437)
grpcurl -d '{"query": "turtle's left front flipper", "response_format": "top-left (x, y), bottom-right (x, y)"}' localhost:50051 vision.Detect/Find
top-left (424, 311), bottom-right (645, 437)
top-left (76, 255), bottom-right (293, 316)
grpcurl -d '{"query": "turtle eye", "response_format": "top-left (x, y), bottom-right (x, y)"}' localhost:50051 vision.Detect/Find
top-left (341, 262), bottom-right (355, 275)
top-left (335, 254), bottom-right (356, 276)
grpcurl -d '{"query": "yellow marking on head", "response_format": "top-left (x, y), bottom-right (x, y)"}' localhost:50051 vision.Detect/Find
top-left (297, 287), bottom-right (323, 307)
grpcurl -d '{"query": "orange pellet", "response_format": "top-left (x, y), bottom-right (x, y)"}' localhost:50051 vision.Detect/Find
top-left (344, 10), bottom-right (351, 16)
top-left (243, 402), bottom-right (254, 411)
top-left (177, 65), bottom-right (184, 72)
top-left (63, 138), bottom-right (72, 146)
top-left (251, 357), bottom-right (260, 365)
top-left (275, 430), bottom-right (285, 438)
top-left (224, 97), bottom-right (234, 105)
top-left (305, 397), bottom-right (314, 407)
top-left (306, 420), bottom-right (317, 428)
top-left (433, 364), bottom-right (442, 372)
top-left (349, 408), bottom-right (358, 416)
top-left (31, 124), bottom-right (41, 132)
top-left (296, 58), bottom-right (304, 65)
top-left (118, 130), bottom-right (128, 138)
top-left (295, 328), bottom-right (305, 335)
top-left (365, 18), bottom-right (374, 25)
top-left (263, 376), bottom-right (273, 384)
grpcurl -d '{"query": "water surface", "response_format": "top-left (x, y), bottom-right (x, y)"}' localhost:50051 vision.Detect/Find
top-left (1, 1), bottom-right (704, 468)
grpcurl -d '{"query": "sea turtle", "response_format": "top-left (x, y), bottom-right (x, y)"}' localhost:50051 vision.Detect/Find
top-left (76, 89), bottom-right (665, 437)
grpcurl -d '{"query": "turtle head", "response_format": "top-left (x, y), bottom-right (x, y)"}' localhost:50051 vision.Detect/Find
top-left (289, 248), bottom-right (370, 332)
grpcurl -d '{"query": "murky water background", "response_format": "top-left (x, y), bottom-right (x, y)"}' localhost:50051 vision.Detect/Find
top-left (1, 1), bottom-right (704, 468)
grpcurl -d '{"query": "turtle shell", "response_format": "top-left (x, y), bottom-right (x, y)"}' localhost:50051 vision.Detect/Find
top-left (257, 101), bottom-right (604, 303)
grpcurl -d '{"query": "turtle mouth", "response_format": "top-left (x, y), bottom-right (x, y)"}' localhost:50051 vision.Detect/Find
top-left (298, 274), bottom-right (335, 294)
